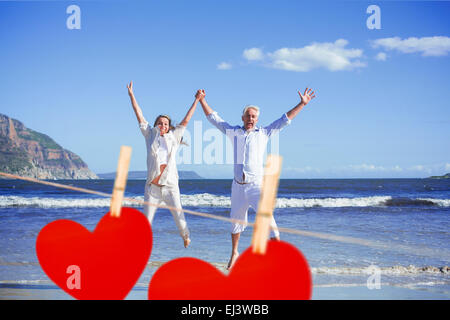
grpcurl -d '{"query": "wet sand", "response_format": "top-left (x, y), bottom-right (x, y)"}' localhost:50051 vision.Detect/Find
top-left (1, 284), bottom-right (448, 300)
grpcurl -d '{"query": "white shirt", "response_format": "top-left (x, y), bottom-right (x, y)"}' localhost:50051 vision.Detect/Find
top-left (207, 111), bottom-right (291, 184)
top-left (156, 135), bottom-right (169, 166)
top-left (139, 118), bottom-right (185, 187)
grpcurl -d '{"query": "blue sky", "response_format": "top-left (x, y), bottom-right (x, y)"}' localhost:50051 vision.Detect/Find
top-left (1, 0), bottom-right (449, 178)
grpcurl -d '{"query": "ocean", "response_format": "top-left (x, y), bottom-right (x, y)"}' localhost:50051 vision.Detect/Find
top-left (0, 178), bottom-right (449, 299)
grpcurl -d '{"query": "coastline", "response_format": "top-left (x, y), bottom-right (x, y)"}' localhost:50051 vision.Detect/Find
top-left (1, 283), bottom-right (449, 300)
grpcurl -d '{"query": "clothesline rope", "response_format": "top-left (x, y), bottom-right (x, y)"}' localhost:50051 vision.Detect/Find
top-left (0, 171), bottom-right (448, 261)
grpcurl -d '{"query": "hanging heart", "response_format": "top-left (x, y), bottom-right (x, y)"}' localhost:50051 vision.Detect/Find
top-left (36, 207), bottom-right (152, 300)
top-left (148, 240), bottom-right (312, 300)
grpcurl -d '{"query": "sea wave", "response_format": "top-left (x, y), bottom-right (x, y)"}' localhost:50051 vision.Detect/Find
top-left (0, 259), bottom-right (448, 276)
top-left (0, 196), bottom-right (116, 208)
top-left (1, 280), bottom-right (447, 290)
top-left (0, 194), bottom-right (449, 209)
top-left (275, 196), bottom-right (392, 208)
top-left (417, 198), bottom-right (450, 207)
top-left (311, 265), bottom-right (450, 275)
top-left (312, 281), bottom-right (449, 288)
top-left (385, 197), bottom-right (450, 207)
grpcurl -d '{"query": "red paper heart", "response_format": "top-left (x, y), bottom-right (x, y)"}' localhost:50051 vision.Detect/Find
top-left (36, 207), bottom-right (152, 300)
top-left (147, 240), bottom-right (312, 300)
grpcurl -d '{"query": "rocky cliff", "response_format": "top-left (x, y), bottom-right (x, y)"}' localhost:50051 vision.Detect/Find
top-left (0, 113), bottom-right (98, 179)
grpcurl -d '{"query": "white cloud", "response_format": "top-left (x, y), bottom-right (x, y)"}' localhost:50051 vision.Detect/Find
top-left (243, 48), bottom-right (264, 61)
top-left (371, 36), bottom-right (450, 57)
top-left (284, 166), bottom-right (322, 174)
top-left (407, 165), bottom-right (434, 175)
top-left (347, 164), bottom-right (391, 172)
top-left (409, 165), bottom-right (426, 171)
top-left (280, 163), bottom-right (450, 178)
top-left (405, 164), bottom-right (450, 175)
top-left (375, 52), bottom-right (387, 61)
top-left (444, 163), bottom-right (450, 172)
top-left (243, 39), bottom-right (365, 72)
top-left (217, 62), bottom-right (232, 70)
top-left (346, 164), bottom-right (450, 174)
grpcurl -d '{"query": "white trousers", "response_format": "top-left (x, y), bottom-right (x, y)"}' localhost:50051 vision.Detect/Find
top-left (144, 183), bottom-right (190, 240)
top-left (230, 180), bottom-right (280, 238)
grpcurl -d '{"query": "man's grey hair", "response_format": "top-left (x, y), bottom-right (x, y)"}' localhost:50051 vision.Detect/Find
top-left (242, 104), bottom-right (260, 117)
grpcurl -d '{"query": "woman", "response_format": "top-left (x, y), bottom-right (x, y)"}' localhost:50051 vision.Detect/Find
top-left (127, 81), bottom-right (199, 248)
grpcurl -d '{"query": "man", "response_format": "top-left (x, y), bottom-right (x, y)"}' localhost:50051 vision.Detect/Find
top-left (197, 88), bottom-right (316, 269)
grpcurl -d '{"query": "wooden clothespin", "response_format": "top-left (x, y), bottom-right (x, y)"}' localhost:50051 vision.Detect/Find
top-left (110, 146), bottom-right (132, 218)
top-left (251, 154), bottom-right (283, 254)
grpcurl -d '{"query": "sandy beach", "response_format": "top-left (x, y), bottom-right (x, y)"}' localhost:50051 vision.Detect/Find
top-left (1, 283), bottom-right (449, 300)
top-left (2, 259), bottom-right (449, 300)
top-left (1, 179), bottom-right (449, 301)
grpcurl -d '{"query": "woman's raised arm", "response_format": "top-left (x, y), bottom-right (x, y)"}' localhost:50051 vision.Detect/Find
top-left (127, 81), bottom-right (146, 124)
top-left (179, 90), bottom-right (201, 127)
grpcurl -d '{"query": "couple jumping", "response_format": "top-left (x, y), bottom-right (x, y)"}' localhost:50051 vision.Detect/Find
top-left (127, 82), bottom-right (315, 269)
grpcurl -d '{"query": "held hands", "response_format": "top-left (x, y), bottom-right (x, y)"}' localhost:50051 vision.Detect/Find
top-left (195, 89), bottom-right (206, 101)
top-left (298, 88), bottom-right (316, 106)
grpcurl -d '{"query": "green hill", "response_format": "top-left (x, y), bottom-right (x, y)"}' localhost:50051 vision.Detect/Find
top-left (0, 113), bottom-right (98, 179)
top-left (427, 173), bottom-right (450, 179)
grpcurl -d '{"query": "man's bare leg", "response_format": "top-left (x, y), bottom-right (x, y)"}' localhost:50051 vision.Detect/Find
top-left (227, 232), bottom-right (240, 270)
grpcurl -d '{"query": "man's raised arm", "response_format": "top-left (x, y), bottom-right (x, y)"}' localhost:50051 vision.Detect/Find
top-left (197, 89), bottom-right (235, 135)
top-left (197, 89), bottom-right (214, 116)
top-left (286, 87), bottom-right (316, 120)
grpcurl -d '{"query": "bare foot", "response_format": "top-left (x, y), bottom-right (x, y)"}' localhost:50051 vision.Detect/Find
top-left (227, 251), bottom-right (239, 270)
top-left (184, 238), bottom-right (191, 248)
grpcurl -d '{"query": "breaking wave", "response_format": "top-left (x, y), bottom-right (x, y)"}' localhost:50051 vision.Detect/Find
top-left (0, 195), bottom-right (449, 209)
top-left (311, 265), bottom-right (450, 275)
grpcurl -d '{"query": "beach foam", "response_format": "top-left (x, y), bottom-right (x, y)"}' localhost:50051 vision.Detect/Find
top-left (275, 196), bottom-right (392, 208)
top-left (311, 265), bottom-right (450, 275)
top-left (1, 194), bottom-right (449, 209)
top-left (417, 198), bottom-right (450, 207)
top-left (0, 259), bottom-right (448, 276)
